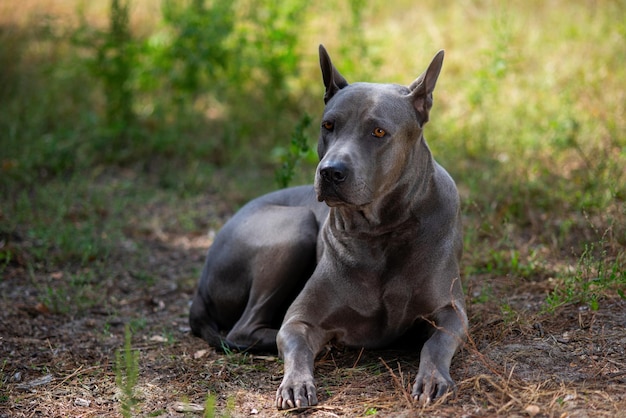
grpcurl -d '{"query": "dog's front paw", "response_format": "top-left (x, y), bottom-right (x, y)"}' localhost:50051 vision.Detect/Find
top-left (275, 376), bottom-right (318, 410)
top-left (411, 368), bottom-right (455, 404)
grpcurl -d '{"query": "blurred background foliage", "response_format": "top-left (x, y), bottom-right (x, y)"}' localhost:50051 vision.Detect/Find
top-left (0, 0), bottom-right (624, 309)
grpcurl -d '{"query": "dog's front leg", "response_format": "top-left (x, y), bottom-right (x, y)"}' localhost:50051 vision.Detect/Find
top-left (412, 302), bottom-right (467, 403)
top-left (275, 321), bottom-right (327, 409)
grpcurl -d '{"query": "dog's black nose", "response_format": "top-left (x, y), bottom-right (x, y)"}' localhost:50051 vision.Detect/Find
top-left (319, 162), bottom-right (348, 184)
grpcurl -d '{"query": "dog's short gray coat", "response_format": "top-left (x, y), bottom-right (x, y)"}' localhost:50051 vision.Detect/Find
top-left (189, 45), bottom-right (468, 409)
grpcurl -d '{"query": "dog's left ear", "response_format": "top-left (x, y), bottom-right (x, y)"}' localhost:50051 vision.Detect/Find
top-left (319, 44), bottom-right (349, 104)
top-left (408, 50), bottom-right (444, 126)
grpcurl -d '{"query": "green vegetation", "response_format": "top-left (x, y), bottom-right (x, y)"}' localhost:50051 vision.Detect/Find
top-left (274, 114), bottom-right (315, 188)
top-left (204, 393), bottom-right (217, 418)
top-left (115, 324), bottom-right (140, 417)
top-left (364, 406), bottom-right (378, 415)
top-left (0, 0), bottom-right (624, 331)
top-left (196, 378), bottom-right (238, 416)
top-left (0, 360), bottom-right (7, 404)
top-left (545, 240), bottom-right (625, 312)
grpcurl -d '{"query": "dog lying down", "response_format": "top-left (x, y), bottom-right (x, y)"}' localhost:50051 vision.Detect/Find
top-left (189, 45), bottom-right (467, 409)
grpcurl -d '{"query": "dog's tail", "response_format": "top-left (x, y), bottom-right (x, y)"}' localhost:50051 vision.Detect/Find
top-left (191, 323), bottom-right (277, 355)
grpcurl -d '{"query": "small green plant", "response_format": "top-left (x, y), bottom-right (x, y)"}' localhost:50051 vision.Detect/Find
top-left (471, 283), bottom-right (494, 305)
top-left (545, 241), bottom-right (625, 312)
top-left (224, 396), bottom-right (235, 418)
top-left (0, 360), bottom-right (8, 404)
top-left (500, 303), bottom-right (519, 324)
top-left (364, 406), bottom-right (378, 415)
top-left (132, 271), bottom-right (156, 286)
top-left (103, 321), bottom-right (112, 336)
top-left (218, 344), bottom-right (252, 367)
top-left (482, 248), bottom-right (541, 279)
top-left (37, 270), bottom-right (101, 315)
top-left (274, 114), bottom-right (314, 188)
top-left (204, 393), bottom-right (217, 418)
top-left (0, 245), bottom-right (12, 273)
top-left (163, 330), bottom-right (175, 345)
top-left (115, 324), bottom-right (140, 417)
top-left (41, 286), bottom-right (71, 315)
top-left (129, 317), bottom-right (147, 331)
top-left (202, 392), bottom-right (235, 418)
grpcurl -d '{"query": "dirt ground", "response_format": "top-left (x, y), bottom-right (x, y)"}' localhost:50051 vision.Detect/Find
top-left (1, 194), bottom-right (626, 418)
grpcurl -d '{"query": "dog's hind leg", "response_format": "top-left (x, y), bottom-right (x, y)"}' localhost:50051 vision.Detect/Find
top-left (224, 205), bottom-right (320, 352)
top-left (190, 202), bottom-right (320, 352)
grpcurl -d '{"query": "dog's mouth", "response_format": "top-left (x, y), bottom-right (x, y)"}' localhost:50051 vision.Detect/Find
top-left (315, 180), bottom-right (369, 209)
top-left (315, 180), bottom-right (348, 206)
top-left (316, 185), bottom-right (343, 206)
top-left (314, 160), bottom-right (375, 208)
top-left (320, 196), bottom-right (347, 207)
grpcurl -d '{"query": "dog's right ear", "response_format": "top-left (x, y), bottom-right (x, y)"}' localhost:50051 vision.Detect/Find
top-left (319, 44), bottom-right (349, 104)
top-left (408, 50), bottom-right (444, 126)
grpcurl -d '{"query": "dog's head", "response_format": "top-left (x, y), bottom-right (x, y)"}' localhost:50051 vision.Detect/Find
top-left (314, 45), bottom-right (444, 208)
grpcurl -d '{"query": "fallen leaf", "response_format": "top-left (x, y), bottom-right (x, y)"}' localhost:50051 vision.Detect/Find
top-left (35, 303), bottom-right (50, 315)
top-left (173, 402), bottom-right (204, 412)
top-left (525, 405), bottom-right (540, 416)
top-left (194, 349), bottom-right (208, 359)
top-left (562, 393), bottom-right (576, 402)
top-left (150, 335), bottom-right (167, 343)
top-left (75, 398), bottom-right (91, 407)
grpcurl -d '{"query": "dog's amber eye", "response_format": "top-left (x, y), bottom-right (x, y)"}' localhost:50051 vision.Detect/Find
top-left (322, 121), bottom-right (334, 131)
top-left (372, 128), bottom-right (386, 138)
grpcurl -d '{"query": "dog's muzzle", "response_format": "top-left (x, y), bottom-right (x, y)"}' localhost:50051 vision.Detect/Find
top-left (316, 161), bottom-right (349, 204)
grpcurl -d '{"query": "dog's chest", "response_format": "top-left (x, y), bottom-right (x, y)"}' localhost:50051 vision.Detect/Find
top-left (324, 265), bottom-right (427, 347)
top-left (320, 224), bottom-right (435, 346)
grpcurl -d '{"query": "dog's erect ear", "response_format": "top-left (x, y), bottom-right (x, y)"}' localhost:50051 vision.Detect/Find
top-left (408, 50), bottom-right (444, 126)
top-left (319, 44), bottom-right (349, 104)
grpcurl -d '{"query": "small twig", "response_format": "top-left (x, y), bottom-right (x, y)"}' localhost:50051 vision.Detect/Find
top-left (379, 357), bottom-right (414, 409)
top-left (352, 347), bottom-right (365, 369)
top-left (52, 365), bottom-right (101, 390)
top-left (282, 404), bottom-right (341, 416)
top-left (52, 365), bottom-right (83, 390)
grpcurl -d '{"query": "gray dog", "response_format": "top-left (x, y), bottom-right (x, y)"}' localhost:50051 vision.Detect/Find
top-left (190, 45), bottom-right (467, 409)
